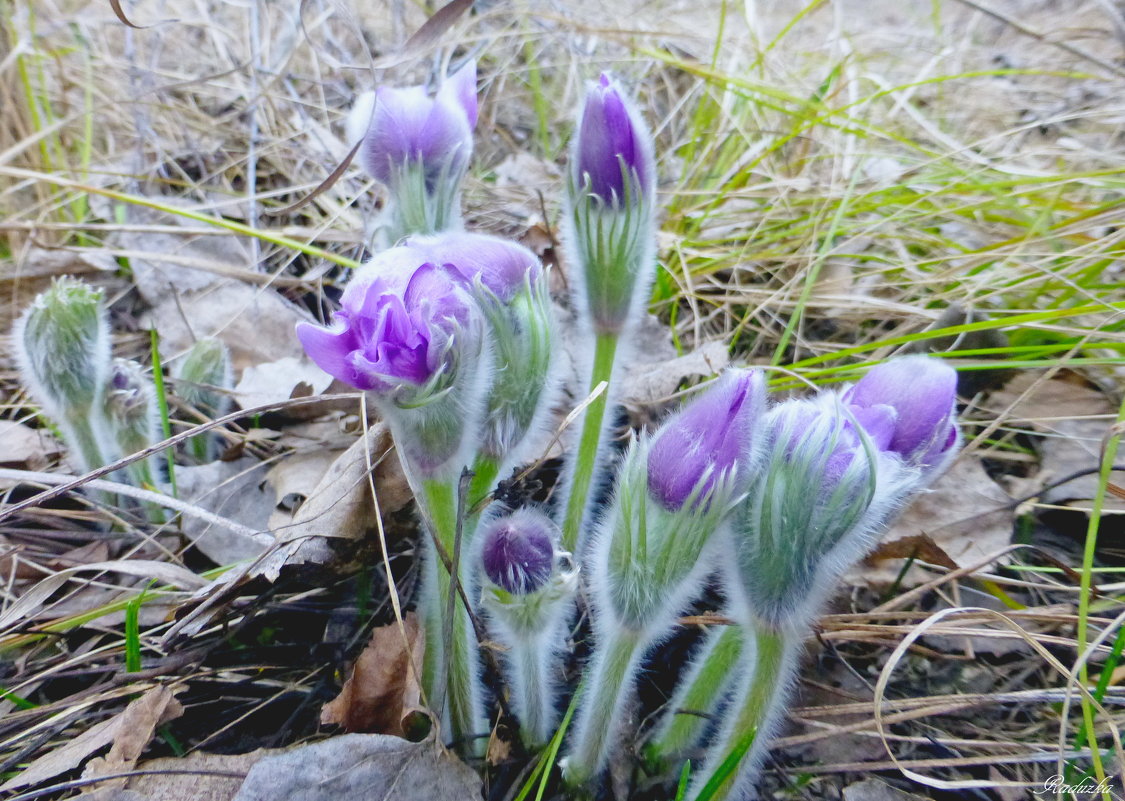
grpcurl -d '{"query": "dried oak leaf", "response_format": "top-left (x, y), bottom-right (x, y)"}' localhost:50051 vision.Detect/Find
top-left (321, 612), bottom-right (427, 737)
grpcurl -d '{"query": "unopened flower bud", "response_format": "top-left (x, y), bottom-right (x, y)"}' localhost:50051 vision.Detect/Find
top-left (350, 61), bottom-right (478, 241)
top-left (174, 337), bottom-right (231, 418)
top-left (729, 397), bottom-right (913, 629)
top-left (480, 509), bottom-right (557, 596)
top-left (15, 277), bottom-right (110, 419)
top-left (477, 507), bottom-right (576, 748)
top-left (647, 369), bottom-right (765, 511)
top-left (106, 359), bottom-right (157, 455)
top-left (844, 355), bottom-right (959, 475)
top-left (566, 73), bottom-right (657, 336)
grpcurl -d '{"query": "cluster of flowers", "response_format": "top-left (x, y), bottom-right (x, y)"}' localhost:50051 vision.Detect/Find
top-left (298, 59), bottom-right (962, 800)
top-left (14, 280), bottom-right (232, 500)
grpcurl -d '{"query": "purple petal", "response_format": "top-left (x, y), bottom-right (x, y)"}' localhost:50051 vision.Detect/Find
top-left (846, 356), bottom-right (957, 465)
top-left (647, 369), bottom-right (765, 510)
top-left (413, 233), bottom-right (541, 300)
top-left (441, 59), bottom-right (478, 128)
top-left (296, 320), bottom-right (361, 387)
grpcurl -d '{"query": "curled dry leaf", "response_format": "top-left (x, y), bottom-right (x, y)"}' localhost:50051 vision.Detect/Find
top-left (321, 612), bottom-right (428, 737)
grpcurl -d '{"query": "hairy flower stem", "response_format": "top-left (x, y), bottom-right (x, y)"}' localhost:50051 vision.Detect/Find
top-left (564, 622), bottom-right (644, 787)
top-left (647, 626), bottom-right (745, 768)
top-left (561, 330), bottom-right (619, 553)
top-left (510, 629), bottom-right (557, 748)
top-left (691, 622), bottom-right (790, 801)
top-left (464, 453), bottom-right (501, 534)
top-left (419, 479), bottom-right (484, 755)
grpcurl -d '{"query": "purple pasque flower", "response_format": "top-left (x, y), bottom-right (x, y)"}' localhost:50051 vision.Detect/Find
top-left (356, 60), bottom-right (477, 189)
top-left (574, 74), bottom-right (654, 205)
top-left (405, 232), bottom-right (541, 302)
top-left (295, 244), bottom-right (474, 394)
top-left (844, 355), bottom-right (959, 471)
top-left (480, 508), bottom-right (558, 595)
top-left (646, 369), bottom-right (766, 511)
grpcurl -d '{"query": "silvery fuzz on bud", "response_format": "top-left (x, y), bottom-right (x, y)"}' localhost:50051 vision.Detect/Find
top-left (406, 233), bottom-right (557, 468)
top-left (106, 359), bottom-right (157, 457)
top-left (478, 508), bottom-right (577, 748)
top-left (727, 395), bottom-right (914, 630)
top-left (14, 277), bottom-right (112, 472)
top-left (693, 384), bottom-right (959, 801)
top-left (348, 61), bottom-right (478, 242)
top-left (564, 369), bottom-right (765, 785)
top-left (174, 337), bottom-right (231, 417)
top-left (566, 73), bottom-right (657, 336)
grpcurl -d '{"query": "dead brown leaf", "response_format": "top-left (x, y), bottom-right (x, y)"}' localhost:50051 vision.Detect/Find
top-left (81, 686), bottom-right (185, 798)
top-left (0, 420), bottom-right (63, 472)
top-left (0, 686), bottom-right (182, 793)
top-left (321, 612), bottom-right (426, 736)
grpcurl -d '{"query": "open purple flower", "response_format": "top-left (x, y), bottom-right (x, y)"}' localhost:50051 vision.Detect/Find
top-left (844, 355), bottom-right (959, 471)
top-left (296, 247), bottom-right (473, 394)
top-left (575, 74), bottom-right (653, 205)
top-left (480, 509), bottom-right (557, 595)
top-left (356, 61), bottom-right (477, 188)
top-left (295, 240), bottom-right (492, 476)
top-left (646, 369), bottom-right (766, 511)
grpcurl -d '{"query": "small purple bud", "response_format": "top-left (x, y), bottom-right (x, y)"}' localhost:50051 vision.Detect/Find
top-left (844, 356), bottom-right (958, 469)
top-left (574, 73), bottom-right (654, 205)
top-left (646, 369), bottom-right (766, 511)
top-left (480, 509), bottom-right (558, 595)
top-left (358, 61), bottom-right (477, 187)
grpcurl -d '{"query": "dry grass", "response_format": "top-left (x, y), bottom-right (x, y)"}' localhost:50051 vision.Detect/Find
top-left (2, 0), bottom-right (1125, 798)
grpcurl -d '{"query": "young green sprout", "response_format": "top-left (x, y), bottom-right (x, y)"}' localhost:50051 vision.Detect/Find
top-left (14, 277), bottom-right (113, 474)
top-left (173, 337), bottom-right (231, 462)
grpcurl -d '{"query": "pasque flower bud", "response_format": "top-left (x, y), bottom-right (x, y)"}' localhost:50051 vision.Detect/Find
top-left (14, 277), bottom-right (113, 473)
top-left (647, 370), bottom-right (764, 511)
top-left (478, 508), bottom-right (576, 748)
top-left (728, 396), bottom-right (913, 630)
top-left (15, 277), bottom-right (110, 421)
top-left (174, 337), bottom-right (231, 417)
top-left (564, 369), bottom-right (765, 785)
top-left (693, 385), bottom-right (960, 801)
top-left (349, 61), bottom-right (478, 242)
top-left (106, 359), bottom-right (157, 456)
top-left (566, 73), bottom-right (657, 336)
top-left (481, 509), bottom-right (557, 596)
top-left (844, 355), bottom-right (960, 476)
